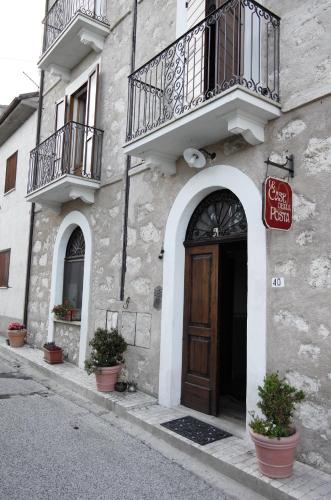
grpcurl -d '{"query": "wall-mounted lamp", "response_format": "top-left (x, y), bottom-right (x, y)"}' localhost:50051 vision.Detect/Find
top-left (158, 248), bottom-right (165, 260)
top-left (183, 148), bottom-right (216, 169)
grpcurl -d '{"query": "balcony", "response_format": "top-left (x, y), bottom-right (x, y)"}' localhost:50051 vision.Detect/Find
top-left (27, 121), bottom-right (103, 212)
top-left (124, 0), bottom-right (281, 175)
top-left (38, 0), bottom-right (110, 81)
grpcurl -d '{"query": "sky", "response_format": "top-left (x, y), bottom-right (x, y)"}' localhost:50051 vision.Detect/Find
top-left (0, 0), bottom-right (45, 105)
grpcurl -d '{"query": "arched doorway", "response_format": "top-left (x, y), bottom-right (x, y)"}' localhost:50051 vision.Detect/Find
top-left (181, 189), bottom-right (247, 418)
top-left (158, 165), bottom-right (266, 429)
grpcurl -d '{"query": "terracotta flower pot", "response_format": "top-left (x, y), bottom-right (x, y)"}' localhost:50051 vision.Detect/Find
top-left (250, 429), bottom-right (300, 478)
top-left (7, 330), bottom-right (27, 348)
top-left (43, 347), bottom-right (63, 364)
top-left (95, 365), bottom-right (122, 392)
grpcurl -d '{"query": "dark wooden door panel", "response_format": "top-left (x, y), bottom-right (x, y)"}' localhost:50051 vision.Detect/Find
top-left (189, 253), bottom-right (212, 325)
top-left (182, 244), bottom-right (219, 415)
top-left (188, 335), bottom-right (210, 377)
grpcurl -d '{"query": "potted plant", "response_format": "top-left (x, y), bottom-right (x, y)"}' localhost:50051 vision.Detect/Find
top-left (52, 300), bottom-right (74, 321)
top-left (249, 372), bottom-right (305, 479)
top-left (115, 381), bottom-right (128, 392)
top-left (7, 322), bottom-right (27, 347)
top-left (43, 342), bottom-right (63, 364)
top-left (115, 367), bottom-right (128, 392)
top-left (85, 328), bottom-right (127, 392)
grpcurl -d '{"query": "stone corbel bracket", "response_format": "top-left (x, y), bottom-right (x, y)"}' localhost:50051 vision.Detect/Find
top-left (144, 152), bottom-right (177, 176)
top-left (78, 28), bottom-right (105, 53)
top-left (226, 110), bottom-right (267, 146)
top-left (47, 64), bottom-right (71, 83)
top-left (68, 186), bottom-right (96, 204)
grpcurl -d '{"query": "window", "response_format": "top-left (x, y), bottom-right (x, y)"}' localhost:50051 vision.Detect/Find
top-left (186, 189), bottom-right (247, 242)
top-left (63, 227), bottom-right (85, 319)
top-left (5, 151), bottom-right (18, 193)
top-left (0, 249), bottom-right (10, 287)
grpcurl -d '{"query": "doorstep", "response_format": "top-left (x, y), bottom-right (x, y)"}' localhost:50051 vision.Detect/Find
top-left (0, 337), bottom-right (330, 500)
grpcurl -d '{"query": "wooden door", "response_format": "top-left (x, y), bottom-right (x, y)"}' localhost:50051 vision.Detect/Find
top-left (205, 0), bottom-right (241, 93)
top-left (181, 244), bottom-right (220, 415)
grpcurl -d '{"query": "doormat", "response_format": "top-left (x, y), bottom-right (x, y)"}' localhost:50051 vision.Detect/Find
top-left (161, 416), bottom-right (232, 446)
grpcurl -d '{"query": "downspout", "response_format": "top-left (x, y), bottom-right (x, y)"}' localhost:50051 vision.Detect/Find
top-left (23, 0), bottom-right (49, 326)
top-left (120, 0), bottom-right (137, 300)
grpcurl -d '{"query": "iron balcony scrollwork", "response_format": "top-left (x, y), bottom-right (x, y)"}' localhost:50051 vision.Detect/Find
top-left (27, 121), bottom-right (103, 194)
top-left (43, 0), bottom-right (110, 53)
top-left (126, 0), bottom-right (280, 142)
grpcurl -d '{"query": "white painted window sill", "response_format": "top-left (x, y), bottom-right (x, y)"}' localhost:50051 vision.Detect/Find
top-left (53, 318), bottom-right (81, 326)
top-left (0, 286), bottom-right (9, 289)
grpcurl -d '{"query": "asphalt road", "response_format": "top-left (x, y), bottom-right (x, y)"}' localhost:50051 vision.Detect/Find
top-left (0, 354), bottom-right (237, 500)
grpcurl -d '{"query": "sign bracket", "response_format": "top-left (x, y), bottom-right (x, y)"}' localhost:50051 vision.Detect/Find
top-left (264, 155), bottom-right (294, 178)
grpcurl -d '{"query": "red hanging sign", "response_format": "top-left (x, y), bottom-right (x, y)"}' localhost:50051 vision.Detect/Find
top-left (263, 177), bottom-right (293, 230)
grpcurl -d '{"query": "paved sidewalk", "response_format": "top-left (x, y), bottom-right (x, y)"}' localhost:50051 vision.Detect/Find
top-left (0, 337), bottom-right (330, 500)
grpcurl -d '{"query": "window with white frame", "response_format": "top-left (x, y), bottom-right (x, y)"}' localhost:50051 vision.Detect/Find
top-left (63, 227), bottom-right (85, 319)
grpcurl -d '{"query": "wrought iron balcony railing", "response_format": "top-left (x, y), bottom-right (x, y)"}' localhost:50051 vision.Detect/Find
top-left (28, 121), bottom-right (103, 194)
top-left (43, 0), bottom-right (109, 53)
top-left (126, 0), bottom-right (280, 142)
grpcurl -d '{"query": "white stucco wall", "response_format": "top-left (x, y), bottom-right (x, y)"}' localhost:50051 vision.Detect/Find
top-left (0, 112), bottom-right (37, 329)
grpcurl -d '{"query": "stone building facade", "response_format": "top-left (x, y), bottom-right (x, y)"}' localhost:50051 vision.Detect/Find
top-left (0, 93), bottom-right (38, 331)
top-left (26, 0), bottom-right (330, 472)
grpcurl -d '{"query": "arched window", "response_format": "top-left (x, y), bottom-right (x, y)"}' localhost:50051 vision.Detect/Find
top-left (186, 189), bottom-right (247, 242)
top-left (63, 227), bottom-right (85, 318)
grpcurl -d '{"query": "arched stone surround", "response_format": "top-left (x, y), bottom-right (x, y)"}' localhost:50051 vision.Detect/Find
top-left (47, 210), bottom-right (92, 368)
top-left (158, 165), bottom-right (267, 428)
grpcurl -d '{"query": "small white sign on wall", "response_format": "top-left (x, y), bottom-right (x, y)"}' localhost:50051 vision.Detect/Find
top-left (272, 277), bottom-right (285, 288)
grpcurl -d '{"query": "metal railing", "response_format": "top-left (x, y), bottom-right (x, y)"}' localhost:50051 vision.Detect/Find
top-left (28, 121), bottom-right (103, 194)
top-left (126, 0), bottom-right (280, 142)
top-left (43, 0), bottom-right (109, 53)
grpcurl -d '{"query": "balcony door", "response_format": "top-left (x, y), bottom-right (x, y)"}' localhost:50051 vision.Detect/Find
top-left (204, 0), bottom-right (242, 95)
top-left (67, 65), bottom-right (99, 178)
top-left (69, 84), bottom-right (88, 176)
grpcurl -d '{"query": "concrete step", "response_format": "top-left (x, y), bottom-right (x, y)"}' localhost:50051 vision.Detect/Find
top-left (0, 337), bottom-right (330, 500)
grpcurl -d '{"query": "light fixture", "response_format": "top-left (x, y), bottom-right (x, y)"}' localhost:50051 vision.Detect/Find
top-left (183, 148), bottom-right (216, 169)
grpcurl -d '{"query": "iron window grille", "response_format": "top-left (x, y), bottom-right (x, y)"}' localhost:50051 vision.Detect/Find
top-left (63, 227), bottom-right (85, 321)
top-left (126, 0), bottom-right (280, 142)
top-left (186, 189), bottom-right (247, 242)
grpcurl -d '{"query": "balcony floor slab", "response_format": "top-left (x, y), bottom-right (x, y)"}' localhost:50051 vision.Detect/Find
top-left (26, 174), bottom-right (100, 212)
top-left (124, 86), bottom-right (281, 174)
top-left (39, 13), bottom-right (110, 80)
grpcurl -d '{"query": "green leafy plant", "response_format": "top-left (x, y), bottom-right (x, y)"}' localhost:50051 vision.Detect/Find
top-left (43, 342), bottom-right (62, 352)
top-left (52, 300), bottom-right (74, 318)
top-left (84, 328), bottom-right (127, 375)
top-left (249, 372), bottom-right (305, 439)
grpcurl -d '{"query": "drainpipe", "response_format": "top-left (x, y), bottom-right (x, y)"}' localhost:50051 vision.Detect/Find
top-left (120, 0), bottom-right (138, 301)
top-left (23, 0), bottom-right (49, 326)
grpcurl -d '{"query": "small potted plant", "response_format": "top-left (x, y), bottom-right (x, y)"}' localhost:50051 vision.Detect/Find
top-left (52, 300), bottom-right (74, 321)
top-left (249, 372), bottom-right (305, 478)
top-left (85, 328), bottom-right (127, 392)
top-left (115, 367), bottom-right (128, 392)
top-left (7, 322), bottom-right (27, 348)
top-left (43, 342), bottom-right (63, 364)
